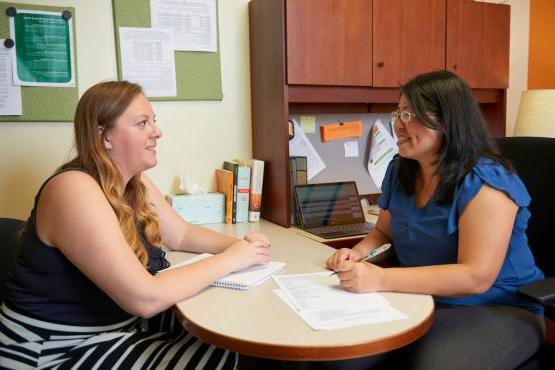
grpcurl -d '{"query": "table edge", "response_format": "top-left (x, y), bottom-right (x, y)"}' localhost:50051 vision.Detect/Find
top-left (173, 305), bottom-right (435, 361)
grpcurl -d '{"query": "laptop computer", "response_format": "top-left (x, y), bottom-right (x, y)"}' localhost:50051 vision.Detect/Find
top-left (294, 181), bottom-right (375, 239)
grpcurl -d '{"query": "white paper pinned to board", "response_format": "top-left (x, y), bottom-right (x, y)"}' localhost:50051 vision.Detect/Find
top-left (367, 119), bottom-right (398, 190)
top-left (289, 119), bottom-right (326, 181)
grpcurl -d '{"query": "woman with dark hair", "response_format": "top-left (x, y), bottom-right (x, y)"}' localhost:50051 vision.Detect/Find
top-left (327, 71), bottom-right (544, 369)
top-left (0, 81), bottom-right (271, 369)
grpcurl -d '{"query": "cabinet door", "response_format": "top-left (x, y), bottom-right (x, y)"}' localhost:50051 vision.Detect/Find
top-left (373, 0), bottom-right (446, 87)
top-left (286, 0), bottom-right (372, 86)
top-left (446, 0), bottom-right (510, 88)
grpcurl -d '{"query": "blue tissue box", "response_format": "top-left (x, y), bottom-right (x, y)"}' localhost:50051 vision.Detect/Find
top-left (167, 193), bottom-right (225, 224)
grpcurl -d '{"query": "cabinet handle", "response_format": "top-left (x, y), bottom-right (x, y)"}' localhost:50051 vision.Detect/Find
top-left (453, 64), bottom-right (458, 70)
top-left (376, 61), bottom-right (385, 68)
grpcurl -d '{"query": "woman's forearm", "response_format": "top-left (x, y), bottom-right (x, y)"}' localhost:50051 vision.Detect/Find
top-left (176, 224), bottom-right (239, 253)
top-left (381, 263), bottom-right (493, 297)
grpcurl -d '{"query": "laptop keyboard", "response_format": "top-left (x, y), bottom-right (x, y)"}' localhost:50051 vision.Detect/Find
top-left (309, 222), bottom-right (373, 235)
top-left (310, 222), bottom-right (371, 233)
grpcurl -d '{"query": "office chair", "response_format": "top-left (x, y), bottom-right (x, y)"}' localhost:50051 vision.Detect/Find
top-left (495, 137), bottom-right (555, 369)
top-left (0, 218), bottom-right (24, 303)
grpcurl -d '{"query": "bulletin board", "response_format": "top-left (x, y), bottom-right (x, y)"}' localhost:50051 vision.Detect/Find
top-left (112, 0), bottom-right (223, 101)
top-left (0, 2), bottom-right (78, 122)
top-left (289, 113), bottom-right (393, 195)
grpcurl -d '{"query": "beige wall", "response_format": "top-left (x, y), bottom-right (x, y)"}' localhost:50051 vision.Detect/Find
top-left (506, 0), bottom-right (530, 135)
top-left (0, 0), bottom-right (530, 219)
top-left (0, 0), bottom-right (252, 219)
top-left (477, 0), bottom-right (530, 134)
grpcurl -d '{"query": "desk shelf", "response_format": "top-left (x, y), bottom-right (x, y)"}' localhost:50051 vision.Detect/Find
top-left (249, 0), bottom-right (509, 227)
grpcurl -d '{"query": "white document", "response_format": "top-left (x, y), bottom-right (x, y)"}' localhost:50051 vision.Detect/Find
top-left (367, 119), bottom-right (398, 190)
top-left (289, 119), bottom-right (326, 180)
top-left (151, 0), bottom-right (217, 52)
top-left (274, 289), bottom-right (406, 331)
top-left (273, 272), bottom-right (407, 331)
top-left (119, 27), bottom-right (177, 97)
top-left (0, 44), bottom-right (21, 115)
top-left (273, 272), bottom-right (389, 311)
top-left (344, 141), bottom-right (359, 158)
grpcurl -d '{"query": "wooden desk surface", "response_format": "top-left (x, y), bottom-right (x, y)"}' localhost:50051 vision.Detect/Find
top-left (171, 220), bottom-right (434, 361)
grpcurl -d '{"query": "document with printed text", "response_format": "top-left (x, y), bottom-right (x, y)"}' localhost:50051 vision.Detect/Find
top-left (367, 119), bottom-right (398, 190)
top-left (273, 272), bottom-right (407, 331)
top-left (0, 45), bottom-right (21, 115)
top-left (150, 0), bottom-right (217, 52)
top-left (119, 27), bottom-right (177, 97)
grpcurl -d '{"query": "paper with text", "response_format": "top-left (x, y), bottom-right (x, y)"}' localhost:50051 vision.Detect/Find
top-left (273, 272), bottom-right (389, 311)
top-left (367, 119), bottom-right (398, 190)
top-left (289, 119), bottom-right (326, 180)
top-left (119, 27), bottom-right (177, 97)
top-left (273, 272), bottom-right (406, 331)
top-left (274, 289), bottom-right (406, 331)
top-left (9, 10), bottom-right (75, 87)
top-left (344, 141), bottom-right (359, 157)
top-left (150, 0), bottom-right (217, 52)
top-left (0, 45), bottom-right (21, 115)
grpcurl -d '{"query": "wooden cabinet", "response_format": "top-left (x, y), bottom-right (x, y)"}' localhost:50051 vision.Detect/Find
top-left (249, 0), bottom-right (510, 227)
top-left (373, 0), bottom-right (446, 87)
top-left (286, 0), bottom-right (373, 86)
top-left (446, 0), bottom-right (510, 88)
top-left (286, 0), bottom-right (509, 89)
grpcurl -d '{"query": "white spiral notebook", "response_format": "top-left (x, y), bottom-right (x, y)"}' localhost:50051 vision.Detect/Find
top-left (164, 253), bottom-right (286, 290)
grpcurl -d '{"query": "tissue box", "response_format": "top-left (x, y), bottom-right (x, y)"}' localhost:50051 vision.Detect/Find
top-left (167, 193), bottom-right (225, 224)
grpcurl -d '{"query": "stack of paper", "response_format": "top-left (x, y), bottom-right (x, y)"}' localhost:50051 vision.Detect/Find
top-left (273, 272), bottom-right (407, 331)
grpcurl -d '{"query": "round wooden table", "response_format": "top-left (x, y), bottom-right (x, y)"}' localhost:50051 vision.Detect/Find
top-left (172, 220), bottom-right (434, 361)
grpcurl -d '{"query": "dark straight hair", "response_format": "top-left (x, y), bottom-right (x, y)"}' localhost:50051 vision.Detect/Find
top-left (398, 70), bottom-right (509, 204)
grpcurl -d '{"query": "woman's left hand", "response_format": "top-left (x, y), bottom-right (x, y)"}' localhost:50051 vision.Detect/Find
top-left (243, 232), bottom-right (271, 248)
top-left (336, 260), bottom-right (385, 293)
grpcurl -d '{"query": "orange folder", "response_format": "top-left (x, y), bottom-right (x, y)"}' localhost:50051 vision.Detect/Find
top-left (320, 120), bottom-right (362, 142)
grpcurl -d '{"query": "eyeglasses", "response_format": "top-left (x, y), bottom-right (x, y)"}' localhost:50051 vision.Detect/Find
top-left (391, 110), bottom-right (417, 124)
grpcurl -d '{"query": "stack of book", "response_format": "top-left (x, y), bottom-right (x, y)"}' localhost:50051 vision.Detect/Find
top-left (216, 159), bottom-right (265, 224)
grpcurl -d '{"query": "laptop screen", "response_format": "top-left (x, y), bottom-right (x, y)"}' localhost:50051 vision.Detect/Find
top-left (294, 182), bottom-right (366, 228)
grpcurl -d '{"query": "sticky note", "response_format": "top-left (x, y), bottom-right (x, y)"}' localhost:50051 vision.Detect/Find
top-left (300, 116), bottom-right (316, 133)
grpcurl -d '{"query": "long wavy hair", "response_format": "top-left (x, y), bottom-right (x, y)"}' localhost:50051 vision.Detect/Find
top-left (59, 81), bottom-right (162, 266)
top-left (398, 70), bottom-right (510, 204)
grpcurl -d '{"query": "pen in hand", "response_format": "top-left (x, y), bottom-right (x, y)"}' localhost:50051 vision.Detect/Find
top-left (329, 243), bottom-right (392, 276)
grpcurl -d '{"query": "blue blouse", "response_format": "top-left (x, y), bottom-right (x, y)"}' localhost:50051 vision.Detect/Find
top-left (378, 156), bottom-right (544, 314)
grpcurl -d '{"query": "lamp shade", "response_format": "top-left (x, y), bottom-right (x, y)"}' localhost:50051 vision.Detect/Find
top-left (514, 90), bottom-right (555, 137)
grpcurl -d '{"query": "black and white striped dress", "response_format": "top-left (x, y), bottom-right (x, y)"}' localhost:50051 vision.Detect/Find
top-left (0, 171), bottom-right (237, 369)
top-left (0, 304), bottom-right (236, 369)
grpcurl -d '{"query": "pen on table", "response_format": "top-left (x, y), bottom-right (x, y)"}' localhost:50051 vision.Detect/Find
top-left (329, 243), bottom-right (392, 276)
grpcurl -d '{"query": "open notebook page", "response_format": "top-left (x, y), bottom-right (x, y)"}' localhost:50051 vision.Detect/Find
top-left (162, 253), bottom-right (285, 290)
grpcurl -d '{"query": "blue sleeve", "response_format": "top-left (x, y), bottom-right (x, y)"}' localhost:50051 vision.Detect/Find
top-left (377, 156), bottom-right (400, 211)
top-left (447, 159), bottom-right (531, 234)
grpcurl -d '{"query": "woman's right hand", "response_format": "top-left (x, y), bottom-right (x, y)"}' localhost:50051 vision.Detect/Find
top-left (326, 248), bottom-right (363, 271)
top-left (221, 239), bottom-right (271, 272)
